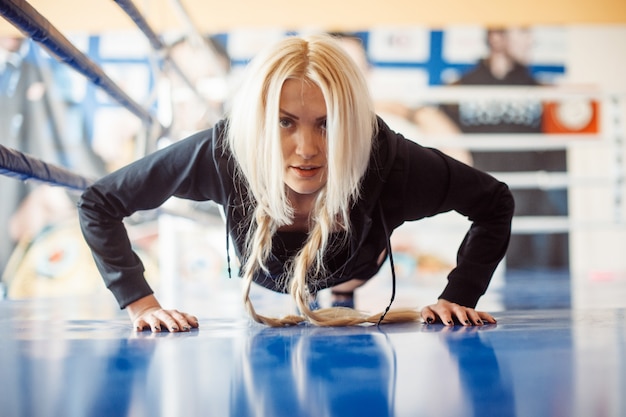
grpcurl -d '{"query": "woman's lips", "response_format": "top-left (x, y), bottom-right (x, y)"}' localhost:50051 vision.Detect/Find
top-left (291, 166), bottom-right (321, 178)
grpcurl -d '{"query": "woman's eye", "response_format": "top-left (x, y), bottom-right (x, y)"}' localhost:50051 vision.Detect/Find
top-left (279, 118), bottom-right (292, 128)
top-left (319, 119), bottom-right (327, 132)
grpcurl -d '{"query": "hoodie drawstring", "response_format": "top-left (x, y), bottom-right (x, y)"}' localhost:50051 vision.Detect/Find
top-left (377, 203), bottom-right (396, 326)
top-left (225, 207), bottom-right (232, 279)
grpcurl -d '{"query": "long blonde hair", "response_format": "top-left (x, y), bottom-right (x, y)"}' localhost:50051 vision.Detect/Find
top-left (226, 34), bottom-right (420, 326)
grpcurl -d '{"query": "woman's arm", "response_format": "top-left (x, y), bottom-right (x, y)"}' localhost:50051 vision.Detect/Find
top-left (78, 125), bottom-right (230, 330)
top-left (397, 138), bottom-right (514, 324)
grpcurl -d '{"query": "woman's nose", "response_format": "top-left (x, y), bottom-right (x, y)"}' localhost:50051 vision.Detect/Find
top-left (295, 128), bottom-right (320, 159)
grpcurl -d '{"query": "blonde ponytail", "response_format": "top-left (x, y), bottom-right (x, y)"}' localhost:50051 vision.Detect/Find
top-left (241, 207), bottom-right (305, 327)
top-left (287, 215), bottom-right (420, 327)
top-left (241, 204), bottom-right (421, 328)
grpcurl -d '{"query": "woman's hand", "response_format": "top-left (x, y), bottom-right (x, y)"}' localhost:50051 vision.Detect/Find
top-left (420, 299), bottom-right (496, 326)
top-left (127, 294), bottom-right (199, 332)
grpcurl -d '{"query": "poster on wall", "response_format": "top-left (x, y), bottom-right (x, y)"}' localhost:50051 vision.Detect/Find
top-left (364, 26), bottom-right (599, 135)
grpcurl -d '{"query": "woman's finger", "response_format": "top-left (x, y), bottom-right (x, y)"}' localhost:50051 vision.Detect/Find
top-left (164, 309), bottom-right (198, 332)
top-left (182, 313), bottom-right (200, 329)
top-left (146, 314), bottom-right (163, 332)
top-left (449, 304), bottom-right (472, 326)
top-left (478, 310), bottom-right (497, 324)
top-left (134, 318), bottom-right (150, 332)
top-left (421, 306), bottom-right (436, 324)
top-left (155, 309), bottom-right (191, 332)
top-left (431, 303), bottom-right (456, 326)
top-left (437, 309), bottom-right (454, 326)
top-left (463, 308), bottom-right (484, 326)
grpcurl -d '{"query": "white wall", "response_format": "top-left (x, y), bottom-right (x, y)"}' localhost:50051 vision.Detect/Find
top-left (565, 25), bottom-right (626, 308)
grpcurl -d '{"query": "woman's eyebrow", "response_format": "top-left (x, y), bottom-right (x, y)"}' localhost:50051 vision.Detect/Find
top-left (279, 109), bottom-right (298, 119)
top-left (279, 109), bottom-right (327, 122)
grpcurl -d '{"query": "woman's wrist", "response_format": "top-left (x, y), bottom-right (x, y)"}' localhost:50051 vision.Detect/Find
top-left (126, 294), bottom-right (161, 321)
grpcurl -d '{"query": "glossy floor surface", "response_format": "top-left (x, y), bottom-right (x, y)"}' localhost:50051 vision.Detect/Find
top-left (1, 295), bottom-right (624, 417)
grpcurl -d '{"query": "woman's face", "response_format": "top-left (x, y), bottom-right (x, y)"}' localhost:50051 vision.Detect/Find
top-left (279, 78), bottom-right (328, 201)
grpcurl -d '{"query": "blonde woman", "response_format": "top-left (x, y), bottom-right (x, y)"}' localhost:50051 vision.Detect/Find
top-left (78, 35), bottom-right (514, 331)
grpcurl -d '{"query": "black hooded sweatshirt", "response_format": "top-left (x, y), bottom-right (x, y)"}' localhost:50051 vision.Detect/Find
top-left (78, 118), bottom-right (514, 310)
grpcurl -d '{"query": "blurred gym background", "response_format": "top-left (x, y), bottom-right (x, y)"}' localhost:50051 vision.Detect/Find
top-left (1, 0), bottom-right (625, 314)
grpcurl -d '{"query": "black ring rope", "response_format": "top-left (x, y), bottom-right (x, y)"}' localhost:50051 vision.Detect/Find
top-left (0, 0), bottom-right (161, 129)
top-left (112, 0), bottom-right (208, 106)
top-left (0, 144), bottom-right (93, 191)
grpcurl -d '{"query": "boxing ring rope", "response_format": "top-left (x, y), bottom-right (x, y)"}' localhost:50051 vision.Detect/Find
top-left (168, 0), bottom-right (210, 51)
top-left (0, 0), bottom-right (161, 129)
top-left (112, 0), bottom-right (210, 107)
top-left (0, 0), bottom-right (157, 189)
top-left (0, 0), bottom-right (205, 191)
top-left (0, 144), bottom-right (93, 191)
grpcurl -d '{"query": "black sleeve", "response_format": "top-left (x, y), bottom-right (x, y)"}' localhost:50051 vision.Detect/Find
top-left (77, 125), bottom-right (232, 308)
top-left (399, 139), bottom-right (515, 307)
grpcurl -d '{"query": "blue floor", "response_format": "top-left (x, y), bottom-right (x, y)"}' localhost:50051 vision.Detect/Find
top-left (0, 296), bottom-right (624, 417)
top-left (502, 268), bottom-right (572, 309)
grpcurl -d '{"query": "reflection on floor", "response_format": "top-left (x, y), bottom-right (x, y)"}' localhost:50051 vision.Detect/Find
top-left (1, 292), bottom-right (624, 417)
